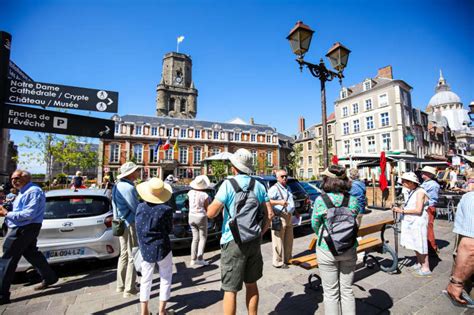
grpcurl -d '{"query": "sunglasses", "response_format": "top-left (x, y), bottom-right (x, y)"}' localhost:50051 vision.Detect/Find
top-left (11, 177), bottom-right (22, 181)
top-left (279, 175), bottom-right (288, 178)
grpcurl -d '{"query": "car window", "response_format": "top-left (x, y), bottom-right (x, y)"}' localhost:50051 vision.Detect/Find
top-left (44, 196), bottom-right (110, 219)
top-left (287, 180), bottom-right (306, 194)
top-left (301, 182), bottom-right (319, 195)
top-left (174, 192), bottom-right (189, 212)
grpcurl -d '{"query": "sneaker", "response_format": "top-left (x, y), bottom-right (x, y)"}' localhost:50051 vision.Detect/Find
top-left (190, 260), bottom-right (196, 267)
top-left (123, 291), bottom-right (138, 298)
top-left (34, 277), bottom-right (58, 291)
top-left (413, 269), bottom-right (432, 277)
top-left (196, 260), bottom-right (209, 266)
top-left (410, 263), bottom-right (421, 271)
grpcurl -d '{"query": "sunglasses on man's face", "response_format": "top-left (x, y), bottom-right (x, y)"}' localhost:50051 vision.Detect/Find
top-left (11, 176), bottom-right (22, 181)
top-left (279, 175), bottom-right (288, 179)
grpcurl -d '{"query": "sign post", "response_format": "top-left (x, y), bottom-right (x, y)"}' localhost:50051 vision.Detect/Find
top-left (2, 104), bottom-right (114, 139)
top-left (6, 79), bottom-right (118, 113)
top-left (0, 32), bottom-right (12, 129)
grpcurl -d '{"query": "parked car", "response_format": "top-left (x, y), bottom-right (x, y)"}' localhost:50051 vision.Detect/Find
top-left (250, 175), bottom-right (312, 226)
top-left (299, 181), bottom-right (322, 205)
top-left (16, 189), bottom-right (120, 272)
top-left (166, 185), bottom-right (222, 249)
top-left (308, 180), bottom-right (322, 190)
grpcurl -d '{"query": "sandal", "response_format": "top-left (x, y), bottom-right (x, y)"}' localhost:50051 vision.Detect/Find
top-left (442, 290), bottom-right (474, 309)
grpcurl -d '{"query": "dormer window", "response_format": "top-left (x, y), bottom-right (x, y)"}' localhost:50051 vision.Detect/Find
top-left (135, 125), bottom-right (142, 135)
top-left (340, 87), bottom-right (348, 99)
top-left (363, 79), bottom-right (372, 91)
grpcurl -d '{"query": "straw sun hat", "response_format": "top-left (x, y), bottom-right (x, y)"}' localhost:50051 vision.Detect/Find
top-left (190, 175), bottom-right (211, 190)
top-left (136, 178), bottom-right (172, 204)
top-left (421, 166), bottom-right (437, 176)
top-left (401, 172), bottom-right (420, 185)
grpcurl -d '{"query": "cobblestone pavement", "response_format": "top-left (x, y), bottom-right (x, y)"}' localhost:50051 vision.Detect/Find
top-left (1, 209), bottom-right (473, 315)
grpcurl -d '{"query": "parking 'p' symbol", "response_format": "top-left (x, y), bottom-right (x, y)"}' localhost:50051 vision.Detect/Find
top-left (53, 117), bottom-right (68, 129)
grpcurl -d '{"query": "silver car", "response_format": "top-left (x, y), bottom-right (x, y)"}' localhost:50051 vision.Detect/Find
top-left (16, 189), bottom-right (120, 272)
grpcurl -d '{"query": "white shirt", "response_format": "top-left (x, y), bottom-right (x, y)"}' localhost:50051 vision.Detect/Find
top-left (268, 182), bottom-right (295, 214)
top-left (187, 190), bottom-right (209, 216)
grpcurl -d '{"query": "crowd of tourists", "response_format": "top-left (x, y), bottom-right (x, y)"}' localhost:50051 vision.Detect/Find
top-left (0, 149), bottom-right (472, 313)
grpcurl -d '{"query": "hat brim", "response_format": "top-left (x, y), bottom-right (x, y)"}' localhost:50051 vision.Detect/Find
top-left (190, 178), bottom-right (211, 190)
top-left (229, 155), bottom-right (253, 174)
top-left (401, 176), bottom-right (420, 185)
top-left (136, 181), bottom-right (173, 204)
top-left (421, 168), bottom-right (437, 176)
top-left (117, 165), bottom-right (139, 179)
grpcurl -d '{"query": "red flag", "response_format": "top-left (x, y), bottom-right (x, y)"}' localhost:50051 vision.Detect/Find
top-left (331, 155), bottom-right (339, 165)
top-left (379, 151), bottom-right (388, 191)
top-left (162, 137), bottom-right (171, 151)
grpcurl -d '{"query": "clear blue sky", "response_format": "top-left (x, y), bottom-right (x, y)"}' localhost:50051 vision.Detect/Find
top-left (2, 0), bottom-right (473, 172)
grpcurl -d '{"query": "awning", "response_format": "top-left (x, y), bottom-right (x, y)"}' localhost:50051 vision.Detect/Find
top-left (460, 154), bottom-right (474, 163)
top-left (356, 155), bottom-right (447, 168)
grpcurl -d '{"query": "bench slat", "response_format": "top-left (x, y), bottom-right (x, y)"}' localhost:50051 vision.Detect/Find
top-left (289, 254), bottom-right (316, 265)
top-left (358, 219), bottom-right (394, 237)
top-left (356, 238), bottom-right (383, 252)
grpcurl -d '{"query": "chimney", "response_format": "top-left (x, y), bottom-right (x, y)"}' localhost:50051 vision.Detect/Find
top-left (249, 117), bottom-right (254, 125)
top-left (377, 65), bottom-right (393, 79)
top-left (298, 116), bottom-right (306, 132)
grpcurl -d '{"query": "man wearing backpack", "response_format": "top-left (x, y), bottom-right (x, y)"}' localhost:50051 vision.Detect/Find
top-left (207, 148), bottom-right (273, 315)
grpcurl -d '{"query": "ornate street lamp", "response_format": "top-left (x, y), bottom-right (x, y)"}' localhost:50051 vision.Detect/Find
top-left (287, 21), bottom-right (351, 168)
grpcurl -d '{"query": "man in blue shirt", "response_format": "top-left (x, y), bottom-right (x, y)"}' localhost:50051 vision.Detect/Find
top-left (349, 168), bottom-right (366, 225)
top-left (0, 170), bottom-right (58, 305)
top-left (112, 162), bottom-right (140, 298)
top-left (208, 149), bottom-right (273, 315)
top-left (420, 166), bottom-right (440, 255)
top-left (444, 191), bottom-right (474, 308)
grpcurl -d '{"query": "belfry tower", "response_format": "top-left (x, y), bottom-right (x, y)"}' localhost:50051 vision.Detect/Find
top-left (156, 52), bottom-right (198, 119)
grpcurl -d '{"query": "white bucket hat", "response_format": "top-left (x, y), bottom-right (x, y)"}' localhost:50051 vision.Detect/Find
top-left (117, 162), bottom-right (139, 179)
top-left (421, 166), bottom-right (437, 176)
top-left (136, 178), bottom-right (172, 204)
top-left (190, 175), bottom-right (211, 190)
top-left (401, 172), bottom-right (420, 185)
top-left (229, 148), bottom-right (254, 174)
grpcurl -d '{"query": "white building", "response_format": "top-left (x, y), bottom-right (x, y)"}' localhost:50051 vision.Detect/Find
top-left (334, 66), bottom-right (418, 163)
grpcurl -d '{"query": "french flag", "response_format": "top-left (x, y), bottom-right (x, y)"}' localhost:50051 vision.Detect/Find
top-left (162, 137), bottom-right (171, 151)
top-left (155, 138), bottom-right (163, 152)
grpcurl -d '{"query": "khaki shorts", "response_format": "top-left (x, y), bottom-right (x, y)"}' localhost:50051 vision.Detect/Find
top-left (220, 237), bottom-right (263, 292)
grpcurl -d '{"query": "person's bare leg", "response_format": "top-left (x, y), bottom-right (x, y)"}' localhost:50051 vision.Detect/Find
top-left (159, 300), bottom-right (167, 315)
top-left (416, 251), bottom-right (430, 272)
top-left (223, 291), bottom-right (237, 315)
top-left (140, 301), bottom-right (149, 315)
top-left (245, 282), bottom-right (259, 315)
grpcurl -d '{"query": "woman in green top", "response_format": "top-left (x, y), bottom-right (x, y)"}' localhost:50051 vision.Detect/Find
top-left (311, 165), bottom-right (359, 315)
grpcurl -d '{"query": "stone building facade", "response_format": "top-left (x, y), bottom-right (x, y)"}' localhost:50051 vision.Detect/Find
top-left (295, 115), bottom-right (336, 179)
top-left (156, 53), bottom-right (197, 119)
top-left (99, 51), bottom-right (290, 181)
top-left (334, 66), bottom-right (419, 160)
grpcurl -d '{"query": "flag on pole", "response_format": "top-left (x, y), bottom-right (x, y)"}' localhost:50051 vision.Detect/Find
top-left (155, 138), bottom-right (163, 152)
top-left (173, 138), bottom-right (178, 151)
top-left (379, 151), bottom-right (388, 191)
top-left (177, 36), bottom-right (185, 52)
top-left (162, 137), bottom-right (171, 151)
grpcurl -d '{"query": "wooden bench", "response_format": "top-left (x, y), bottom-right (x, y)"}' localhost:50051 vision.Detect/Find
top-left (289, 218), bottom-right (397, 289)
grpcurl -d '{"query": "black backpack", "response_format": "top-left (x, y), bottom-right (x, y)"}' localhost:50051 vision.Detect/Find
top-left (319, 194), bottom-right (358, 256)
top-left (224, 178), bottom-right (264, 245)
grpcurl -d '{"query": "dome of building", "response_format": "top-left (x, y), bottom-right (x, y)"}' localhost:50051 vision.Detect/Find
top-left (428, 90), bottom-right (461, 107)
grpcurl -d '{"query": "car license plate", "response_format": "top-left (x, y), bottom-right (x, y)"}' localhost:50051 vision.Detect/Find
top-left (45, 248), bottom-right (85, 259)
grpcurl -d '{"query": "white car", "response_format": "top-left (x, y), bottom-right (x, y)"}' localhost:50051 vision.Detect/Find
top-left (16, 189), bottom-right (120, 272)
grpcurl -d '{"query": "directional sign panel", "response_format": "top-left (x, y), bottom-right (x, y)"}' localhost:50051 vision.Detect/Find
top-left (8, 60), bottom-right (33, 82)
top-left (2, 104), bottom-right (115, 139)
top-left (6, 79), bottom-right (118, 113)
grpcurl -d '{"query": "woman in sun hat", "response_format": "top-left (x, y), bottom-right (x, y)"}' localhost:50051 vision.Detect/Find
top-left (135, 178), bottom-right (174, 315)
top-left (187, 175), bottom-right (212, 267)
top-left (392, 172), bottom-right (431, 277)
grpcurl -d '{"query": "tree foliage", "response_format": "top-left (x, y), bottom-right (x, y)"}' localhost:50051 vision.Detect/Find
top-left (20, 134), bottom-right (98, 179)
top-left (210, 160), bottom-right (229, 181)
top-left (288, 143), bottom-right (303, 178)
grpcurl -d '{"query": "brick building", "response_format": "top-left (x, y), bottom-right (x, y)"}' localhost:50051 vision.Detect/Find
top-left (99, 52), bottom-right (290, 182)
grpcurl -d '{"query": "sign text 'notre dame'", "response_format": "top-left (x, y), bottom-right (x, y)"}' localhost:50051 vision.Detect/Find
top-left (2, 104), bottom-right (115, 139)
top-left (6, 79), bottom-right (118, 113)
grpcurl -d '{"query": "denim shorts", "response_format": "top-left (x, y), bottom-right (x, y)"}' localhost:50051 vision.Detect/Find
top-left (220, 237), bottom-right (263, 292)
